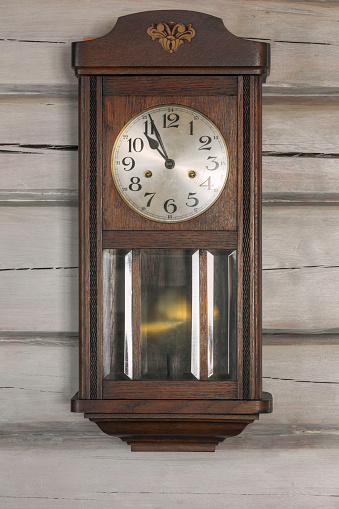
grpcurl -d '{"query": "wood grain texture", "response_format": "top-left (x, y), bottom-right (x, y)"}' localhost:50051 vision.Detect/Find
top-left (262, 156), bottom-right (339, 197)
top-left (2, 96), bottom-right (338, 154)
top-left (1, 1), bottom-right (339, 93)
top-left (0, 0), bottom-right (338, 503)
top-left (3, 39), bottom-right (339, 94)
top-left (102, 94), bottom-right (238, 231)
top-left (263, 266), bottom-right (339, 330)
top-left (262, 206), bottom-right (339, 269)
top-left (1, 0), bottom-right (338, 45)
top-left (263, 97), bottom-right (339, 154)
top-left (0, 432), bottom-right (338, 508)
top-left (0, 269), bottom-right (78, 332)
top-left (72, 11), bottom-right (268, 75)
top-left (0, 206), bottom-right (339, 332)
top-left (0, 207), bottom-right (78, 269)
top-left (0, 148), bottom-right (77, 191)
top-left (1, 152), bottom-right (338, 203)
top-left (2, 205), bottom-right (336, 271)
top-left (0, 338), bottom-right (337, 426)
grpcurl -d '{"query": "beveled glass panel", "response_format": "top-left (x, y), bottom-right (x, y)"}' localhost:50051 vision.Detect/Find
top-left (207, 249), bottom-right (237, 380)
top-left (103, 249), bottom-right (133, 380)
top-left (140, 249), bottom-right (198, 380)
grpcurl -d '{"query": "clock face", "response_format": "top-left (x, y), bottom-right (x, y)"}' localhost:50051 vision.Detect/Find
top-left (111, 104), bottom-right (229, 223)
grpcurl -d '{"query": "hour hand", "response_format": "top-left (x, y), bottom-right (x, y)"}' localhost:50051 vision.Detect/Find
top-left (143, 131), bottom-right (166, 160)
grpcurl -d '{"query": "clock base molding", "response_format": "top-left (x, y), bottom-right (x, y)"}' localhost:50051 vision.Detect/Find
top-left (91, 418), bottom-right (254, 452)
top-left (72, 393), bottom-right (272, 451)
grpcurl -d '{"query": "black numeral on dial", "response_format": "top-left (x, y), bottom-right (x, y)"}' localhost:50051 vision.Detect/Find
top-left (129, 177), bottom-right (142, 191)
top-left (163, 113), bottom-right (179, 128)
top-left (206, 156), bottom-right (219, 171)
top-left (144, 192), bottom-right (156, 207)
top-left (199, 136), bottom-right (212, 150)
top-left (128, 138), bottom-right (144, 153)
top-left (186, 192), bottom-right (199, 207)
top-left (122, 156), bottom-right (135, 171)
top-left (164, 199), bottom-right (177, 214)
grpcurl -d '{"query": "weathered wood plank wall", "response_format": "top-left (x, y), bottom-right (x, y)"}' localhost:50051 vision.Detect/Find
top-left (1, 1), bottom-right (338, 507)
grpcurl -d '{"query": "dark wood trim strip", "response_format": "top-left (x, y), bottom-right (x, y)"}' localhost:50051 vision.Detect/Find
top-left (72, 393), bottom-right (272, 414)
top-left (78, 76), bottom-right (90, 399)
top-left (253, 76), bottom-right (263, 399)
top-left (96, 76), bottom-right (103, 399)
top-left (242, 75), bottom-right (251, 399)
top-left (76, 67), bottom-right (268, 76)
top-left (102, 231), bottom-right (237, 249)
top-left (103, 76), bottom-right (238, 96)
top-left (237, 76), bottom-right (244, 399)
top-left (102, 381), bottom-right (237, 399)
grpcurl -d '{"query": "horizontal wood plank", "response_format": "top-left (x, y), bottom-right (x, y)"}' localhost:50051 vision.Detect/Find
top-left (1, 203), bottom-right (337, 280)
top-left (0, 431), bottom-right (338, 508)
top-left (1, 40), bottom-right (339, 94)
top-left (263, 267), bottom-right (339, 330)
top-left (0, 339), bottom-right (338, 426)
top-left (0, 207), bottom-right (78, 269)
top-left (1, 2), bottom-right (339, 96)
top-left (1, 0), bottom-right (338, 45)
top-left (263, 97), bottom-right (339, 154)
top-left (2, 150), bottom-right (338, 203)
top-left (262, 206), bottom-right (339, 269)
top-left (0, 205), bottom-right (337, 330)
top-left (0, 147), bottom-right (77, 191)
top-left (0, 269), bottom-right (78, 332)
top-left (1, 96), bottom-right (338, 154)
top-left (262, 156), bottom-right (339, 197)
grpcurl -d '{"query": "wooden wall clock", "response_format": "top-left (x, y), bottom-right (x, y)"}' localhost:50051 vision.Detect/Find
top-left (71, 10), bottom-right (273, 451)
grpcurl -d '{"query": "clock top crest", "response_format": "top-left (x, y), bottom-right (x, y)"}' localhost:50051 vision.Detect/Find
top-left (71, 10), bottom-right (272, 452)
top-left (72, 9), bottom-right (269, 76)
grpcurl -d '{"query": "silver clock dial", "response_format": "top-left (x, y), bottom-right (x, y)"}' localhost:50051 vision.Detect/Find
top-left (111, 104), bottom-right (229, 223)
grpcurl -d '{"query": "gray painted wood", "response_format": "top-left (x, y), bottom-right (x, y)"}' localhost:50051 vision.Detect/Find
top-left (0, 339), bottom-right (337, 426)
top-left (2, 96), bottom-right (338, 153)
top-left (0, 207), bottom-right (78, 269)
top-left (0, 432), bottom-right (338, 509)
top-left (1, 1), bottom-right (339, 96)
top-left (2, 39), bottom-right (339, 94)
top-left (0, 269), bottom-right (78, 332)
top-left (262, 156), bottom-right (339, 196)
top-left (1, 204), bottom-right (337, 269)
top-left (1, 0), bottom-right (337, 44)
top-left (1, 1), bottom-right (338, 506)
top-left (1, 0), bottom-right (338, 45)
top-left (263, 266), bottom-right (339, 330)
top-left (262, 206), bottom-right (339, 269)
top-left (0, 213), bottom-right (338, 330)
top-left (0, 148), bottom-right (77, 191)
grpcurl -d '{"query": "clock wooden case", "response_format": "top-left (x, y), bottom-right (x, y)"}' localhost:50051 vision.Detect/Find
top-left (71, 10), bottom-right (272, 451)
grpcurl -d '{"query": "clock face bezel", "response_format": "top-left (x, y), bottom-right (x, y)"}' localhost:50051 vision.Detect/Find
top-left (110, 104), bottom-right (230, 224)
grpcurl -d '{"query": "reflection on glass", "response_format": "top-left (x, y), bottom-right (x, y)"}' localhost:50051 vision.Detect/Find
top-left (140, 249), bottom-right (197, 380)
top-left (207, 249), bottom-right (237, 380)
top-left (207, 251), bottom-right (214, 377)
top-left (191, 251), bottom-right (200, 380)
top-left (103, 249), bottom-right (130, 379)
top-left (124, 251), bottom-right (133, 379)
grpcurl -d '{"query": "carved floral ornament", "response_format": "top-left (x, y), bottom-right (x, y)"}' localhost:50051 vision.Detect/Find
top-left (147, 22), bottom-right (196, 53)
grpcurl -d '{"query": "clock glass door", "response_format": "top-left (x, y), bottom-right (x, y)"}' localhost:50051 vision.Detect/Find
top-left (103, 249), bottom-right (237, 381)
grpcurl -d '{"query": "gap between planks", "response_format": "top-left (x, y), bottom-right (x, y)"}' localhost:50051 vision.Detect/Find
top-left (1, 331), bottom-right (338, 345)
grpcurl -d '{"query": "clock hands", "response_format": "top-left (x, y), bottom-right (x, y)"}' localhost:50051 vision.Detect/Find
top-left (144, 114), bottom-right (175, 169)
top-left (144, 131), bottom-right (167, 160)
